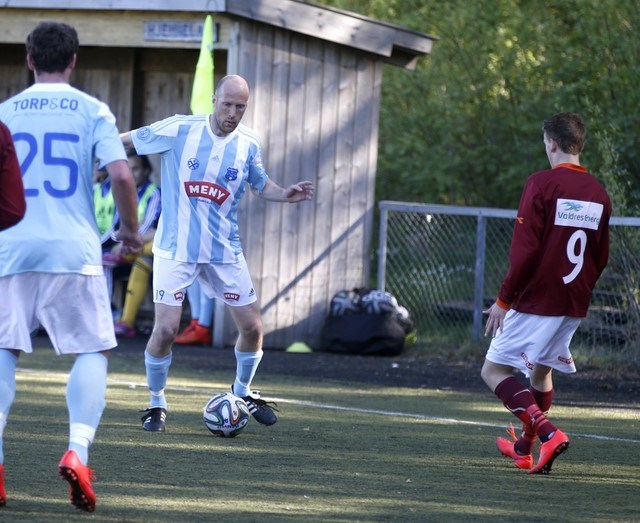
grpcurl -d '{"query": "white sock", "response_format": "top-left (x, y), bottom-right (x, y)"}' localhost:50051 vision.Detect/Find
top-left (69, 423), bottom-right (96, 465)
top-left (232, 349), bottom-right (263, 397)
top-left (145, 351), bottom-right (172, 409)
top-left (66, 353), bottom-right (108, 465)
top-left (0, 350), bottom-right (18, 465)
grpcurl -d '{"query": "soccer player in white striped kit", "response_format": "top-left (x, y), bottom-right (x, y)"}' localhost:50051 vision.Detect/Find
top-left (482, 112), bottom-right (611, 474)
top-left (0, 22), bottom-right (142, 512)
top-left (121, 75), bottom-right (314, 432)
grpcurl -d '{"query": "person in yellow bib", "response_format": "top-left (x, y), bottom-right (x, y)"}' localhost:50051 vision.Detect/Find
top-left (95, 153), bottom-right (161, 337)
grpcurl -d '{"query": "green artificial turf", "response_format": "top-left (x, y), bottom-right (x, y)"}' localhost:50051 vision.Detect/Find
top-left (2, 346), bottom-right (638, 522)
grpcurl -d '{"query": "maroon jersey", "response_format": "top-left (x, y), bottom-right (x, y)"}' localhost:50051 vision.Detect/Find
top-left (498, 163), bottom-right (610, 317)
top-left (0, 121), bottom-right (26, 231)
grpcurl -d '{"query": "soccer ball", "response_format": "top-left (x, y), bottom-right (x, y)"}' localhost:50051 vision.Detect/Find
top-left (361, 290), bottom-right (398, 315)
top-left (330, 290), bottom-right (361, 316)
top-left (203, 392), bottom-right (250, 437)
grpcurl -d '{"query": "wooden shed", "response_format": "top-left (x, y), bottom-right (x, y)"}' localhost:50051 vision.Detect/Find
top-left (0, 0), bottom-right (436, 349)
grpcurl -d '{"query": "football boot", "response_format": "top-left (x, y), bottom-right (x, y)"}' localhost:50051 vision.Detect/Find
top-left (530, 429), bottom-right (570, 474)
top-left (58, 450), bottom-right (97, 512)
top-left (140, 407), bottom-right (167, 432)
top-left (232, 387), bottom-right (278, 426)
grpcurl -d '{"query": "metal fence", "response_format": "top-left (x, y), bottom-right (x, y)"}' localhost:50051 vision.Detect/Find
top-left (377, 201), bottom-right (640, 362)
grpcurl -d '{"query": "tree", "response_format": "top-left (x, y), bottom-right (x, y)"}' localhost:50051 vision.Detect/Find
top-left (317, 0), bottom-right (640, 212)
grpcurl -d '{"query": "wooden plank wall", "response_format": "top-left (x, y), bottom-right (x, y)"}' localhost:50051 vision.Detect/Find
top-left (0, 44), bottom-right (135, 147)
top-left (0, 9), bottom-right (233, 51)
top-left (72, 48), bottom-right (134, 132)
top-left (232, 20), bottom-right (383, 349)
top-left (0, 44), bottom-right (30, 102)
top-left (0, 13), bottom-right (384, 350)
top-left (138, 48), bottom-right (200, 177)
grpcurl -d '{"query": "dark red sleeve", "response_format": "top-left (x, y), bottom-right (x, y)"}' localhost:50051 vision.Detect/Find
top-left (0, 122), bottom-right (26, 231)
top-left (498, 177), bottom-right (544, 306)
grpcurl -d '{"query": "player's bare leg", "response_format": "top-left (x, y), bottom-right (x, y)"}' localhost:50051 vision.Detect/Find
top-left (480, 360), bottom-right (513, 391)
top-left (229, 302), bottom-right (262, 353)
top-left (530, 363), bottom-right (554, 393)
top-left (147, 303), bottom-right (183, 357)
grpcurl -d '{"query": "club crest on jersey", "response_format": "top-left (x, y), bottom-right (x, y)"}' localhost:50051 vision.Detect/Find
top-left (184, 181), bottom-right (230, 205)
top-left (136, 127), bottom-right (151, 141)
top-left (174, 291), bottom-right (185, 302)
top-left (187, 158), bottom-right (200, 170)
top-left (225, 167), bottom-right (239, 181)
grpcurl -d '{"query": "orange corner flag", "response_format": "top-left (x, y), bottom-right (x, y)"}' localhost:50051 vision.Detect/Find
top-left (190, 15), bottom-right (214, 115)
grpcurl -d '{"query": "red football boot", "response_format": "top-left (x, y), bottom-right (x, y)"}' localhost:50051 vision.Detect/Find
top-left (529, 429), bottom-right (570, 474)
top-left (58, 450), bottom-right (97, 512)
top-left (496, 425), bottom-right (534, 470)
top-left (174, 321), bottom-right (212, 346)
top-left (0, 464), bottom-right (6, 507)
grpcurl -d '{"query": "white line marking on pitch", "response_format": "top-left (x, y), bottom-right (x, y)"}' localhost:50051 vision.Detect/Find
top-left (270, 397), bottom-right (640, 444)
top-left (110, 376), bottom-right (640, 444)
top-left (18, 369), bottom-right (640, 444)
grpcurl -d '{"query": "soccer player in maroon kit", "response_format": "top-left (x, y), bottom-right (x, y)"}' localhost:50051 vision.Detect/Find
top-left (0, 121), bottom-right (26, 231)
top-left (482, 112), bottom-right (611, 474)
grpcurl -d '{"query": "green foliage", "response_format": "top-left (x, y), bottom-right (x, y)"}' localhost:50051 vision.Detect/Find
top-left (317, 0), bottom-right (640, 209)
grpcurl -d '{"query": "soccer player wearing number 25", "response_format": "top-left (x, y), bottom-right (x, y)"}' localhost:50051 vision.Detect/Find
top-left (0, 22), bottom-right (142, 512)
top-left (120, 74), bottom-right (315, 434)
top-left (482, 112), bottom-right (611, 475)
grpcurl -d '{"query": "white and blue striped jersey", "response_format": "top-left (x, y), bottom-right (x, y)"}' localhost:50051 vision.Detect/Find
top-left (131, 114), bottom-right (269, 263)
top-left (0, 83), bottom-right (127, 276)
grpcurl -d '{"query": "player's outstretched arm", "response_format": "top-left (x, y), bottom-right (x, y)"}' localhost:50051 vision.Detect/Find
top-left (255, 179), bottom-right (315, 203)
top-left (106, 158), bottom-right (143, 254)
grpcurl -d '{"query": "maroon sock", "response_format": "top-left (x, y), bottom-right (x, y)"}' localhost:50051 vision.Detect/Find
top-left (494, 376), bottom-right (557, 442)
top-left (515, 431), bottom-right (536, 455)
top-left (526, 405), bottom-right (557, 442)
top-left (494, 376), bottom-right (535, 423)
top-left (516, 386), bottom-right (554, 453)
top-left (530, 386), bottom-right (554, 413)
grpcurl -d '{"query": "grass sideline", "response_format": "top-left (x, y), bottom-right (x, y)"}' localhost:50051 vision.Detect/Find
top-left (2, 345), bottom-right (639, 522)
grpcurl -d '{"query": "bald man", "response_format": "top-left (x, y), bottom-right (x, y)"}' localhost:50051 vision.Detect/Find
top-left (121, 75), bottom-right (315, 432)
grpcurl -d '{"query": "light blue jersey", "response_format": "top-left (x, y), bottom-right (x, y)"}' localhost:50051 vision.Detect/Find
top-left (0, 83), bottom-right (127, 276)
top-left (132, 115), bottom-right (269, 263)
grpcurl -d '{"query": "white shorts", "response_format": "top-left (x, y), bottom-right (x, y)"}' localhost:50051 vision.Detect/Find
top-left (486, 310), bottom-right (580, 377)
top-left (152, 254), bottom-right (258, 307)
top-left (0, 273), bottom-right (117, 355)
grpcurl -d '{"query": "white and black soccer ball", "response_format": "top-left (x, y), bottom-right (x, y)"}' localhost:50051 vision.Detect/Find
top-left (203, 392), bottom-right (250, 437)
top-left (330, 290), bottom-right (361, 316)
top-left (361, 290), bottom-right (398, 315)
